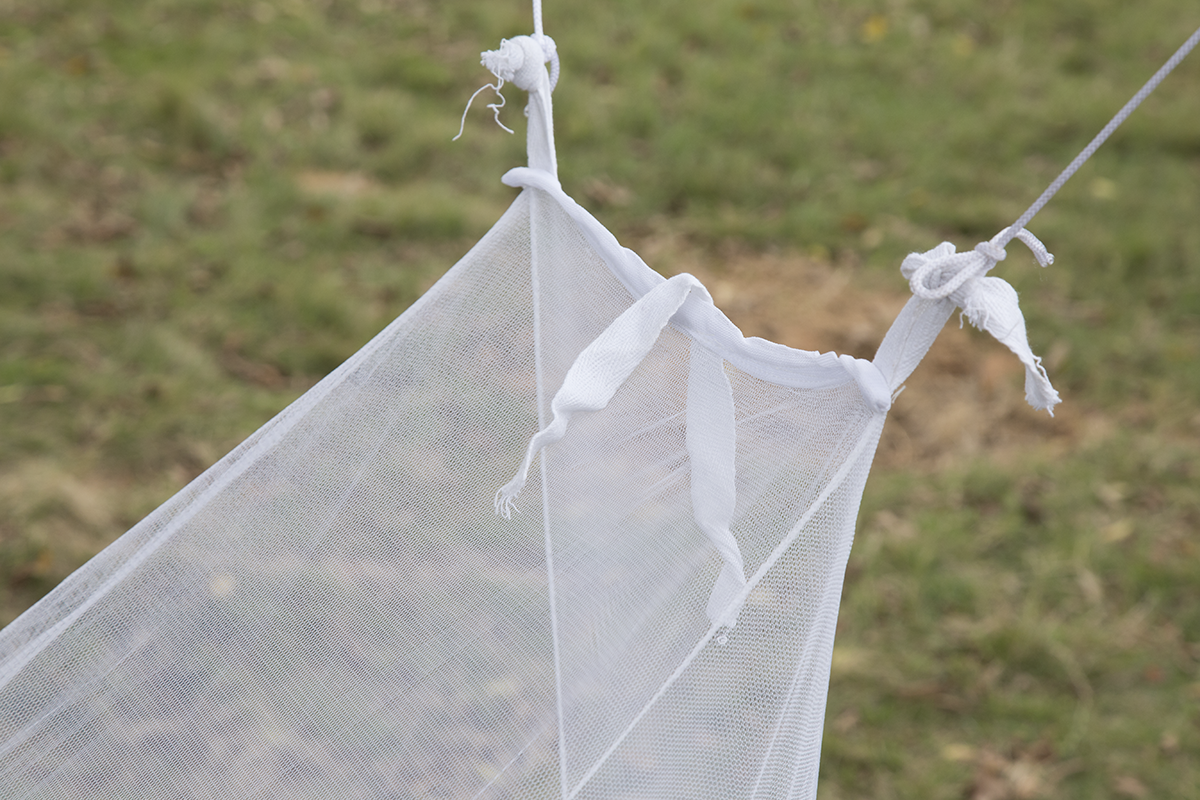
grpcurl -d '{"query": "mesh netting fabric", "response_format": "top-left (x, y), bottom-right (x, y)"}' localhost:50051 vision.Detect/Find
top-left (0, 30), bottom-right (1035, 800)
top-left (0, 174), bottom-right (889, 799)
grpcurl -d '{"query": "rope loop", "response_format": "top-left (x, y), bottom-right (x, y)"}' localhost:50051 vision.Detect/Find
top-left (532, 32), bottom-right (560, 90)
top-left (899, 228), bottom-right (1060, 414)
top-left (903, 227), bottom-right (1052, 301)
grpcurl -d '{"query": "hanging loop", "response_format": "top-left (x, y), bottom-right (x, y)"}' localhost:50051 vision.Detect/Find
top-left (532, 32), bottom-right (560, 91)
top-left (904, 227), bottom-right (1052, 301)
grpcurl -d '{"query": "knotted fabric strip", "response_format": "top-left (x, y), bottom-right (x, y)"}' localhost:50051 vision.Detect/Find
top-left (495, 274), bottom-right (747, 626)
top-left (901, 228), bottom-right (1060, 414)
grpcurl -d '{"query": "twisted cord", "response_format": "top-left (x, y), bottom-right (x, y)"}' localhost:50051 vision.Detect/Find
top-left (533, 33), bottom-right (560, 91)
top-left (531, 0), bottom-right (559, 88)
top-left (998, 24), bottom-right (1200, 247)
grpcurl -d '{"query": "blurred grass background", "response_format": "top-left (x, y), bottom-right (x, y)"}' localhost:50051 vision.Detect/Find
top-left (0, 0), bottom-right (1197, 797)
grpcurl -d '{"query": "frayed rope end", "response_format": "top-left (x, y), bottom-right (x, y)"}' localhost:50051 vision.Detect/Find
top-left (453, 79), bottom-right (513, 142)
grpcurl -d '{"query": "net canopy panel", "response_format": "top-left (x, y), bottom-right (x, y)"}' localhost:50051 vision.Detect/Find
top-left (0, 25), bottom-right (1093, 800)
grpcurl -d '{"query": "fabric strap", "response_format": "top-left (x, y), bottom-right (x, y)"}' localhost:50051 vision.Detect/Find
top-left (687, 340), bottom-right (745, 627)
top-left (495, 273), bottom-right (714, 518)
top-left (496, 273), bottom-right (748, 626)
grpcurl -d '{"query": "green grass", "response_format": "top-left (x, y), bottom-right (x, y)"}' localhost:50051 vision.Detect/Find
top-left (840, 431), bottom-right (1200, 797)
top-left (0, 0), bottom-right (1198, 797)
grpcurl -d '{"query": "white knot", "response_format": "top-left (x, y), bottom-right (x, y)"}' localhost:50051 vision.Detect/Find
top-left (482, 35), bottom-right (555, 92)
top-left (480, 38), bottom-right (526, 84)
top-left (454, 35), bottom-right (559, 141)
top-left (973, 240), bottom-right (1007, 263)
top-left (900, 227), bottom-right (1060, 415)
top-left (902, 227), bottom-right (1053, 301)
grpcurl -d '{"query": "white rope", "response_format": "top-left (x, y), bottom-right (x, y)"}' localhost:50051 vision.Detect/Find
top-left (901, 233), bottom-right (1061, 413)
top-left (896, 25), bottom-right (1199, 413)
top-left (905, 228), bottom-right (1053, 301)
top-left (453, 32), bottom-right (560, 140)
top-left (999, 24), bottom-right (1200, 246)
top-left (535, 33), bottom-right (560, 91)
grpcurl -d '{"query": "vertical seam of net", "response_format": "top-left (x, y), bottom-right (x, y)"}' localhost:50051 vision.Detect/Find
top-left (529, 189), bottom-right (569, 800)
top-left (528, 5), bottom-right (561, 792)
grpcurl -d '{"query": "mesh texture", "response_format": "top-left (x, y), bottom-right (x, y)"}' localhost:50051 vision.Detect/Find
top-left (0, 184), bottom-right (891, 800)
top-left (0, 38), bottom-right (928, 799)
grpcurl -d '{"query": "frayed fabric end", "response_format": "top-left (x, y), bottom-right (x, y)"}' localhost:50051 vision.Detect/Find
top-left (1024, 362), bottom-right (1061, 416)
top-left (494, 480), bottom-right (524, 519)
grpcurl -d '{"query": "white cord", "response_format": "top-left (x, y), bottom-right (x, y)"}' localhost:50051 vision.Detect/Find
top-left (998, 24), bottom-right (1200, 247)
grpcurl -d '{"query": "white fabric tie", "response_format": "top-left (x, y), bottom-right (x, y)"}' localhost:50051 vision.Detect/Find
top-left (686, 340), bottom-right (745, 628)
top-left (901, 228), bottom-right (1060, 414)
top-left (495, 273), bottom-right (747, 627)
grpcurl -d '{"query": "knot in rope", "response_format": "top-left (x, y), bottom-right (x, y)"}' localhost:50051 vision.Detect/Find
top-left (973, 239), bottom-right (1007, 264)
top-left (903, 227), bottom-right (1052, 302)
top-left (454, 34), bottom-right (560, 141)
top-left (900, 227), bottom-right (1060, 414)
top-left (479, 34), bottom-right (558, 92)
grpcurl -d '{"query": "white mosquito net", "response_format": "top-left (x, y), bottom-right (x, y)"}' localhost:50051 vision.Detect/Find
top-left (10, 13), bottom-right (1193, 799)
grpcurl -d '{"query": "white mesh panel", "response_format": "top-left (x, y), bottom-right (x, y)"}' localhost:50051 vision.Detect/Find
top-left (1, 184), bottom-right (890, 800)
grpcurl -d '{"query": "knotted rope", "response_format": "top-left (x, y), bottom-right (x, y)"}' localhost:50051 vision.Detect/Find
top-left (901, 228), bottom-right (1060, 414)
top-left (453, 34), bottom-right (560, 140)
top-left (901, 24), bottom-right (1200, 415)
top-left (905, 227), bottom-right (1053, 301)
